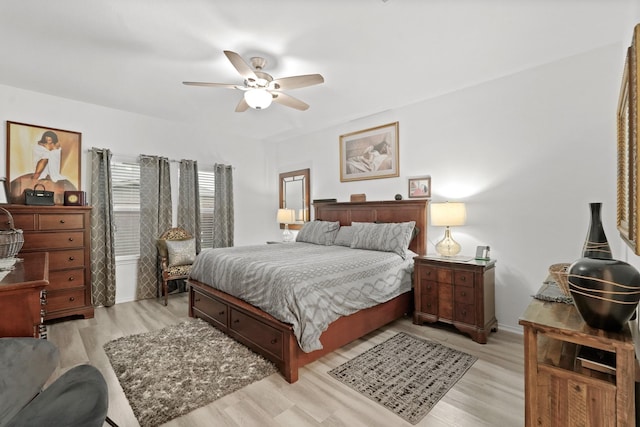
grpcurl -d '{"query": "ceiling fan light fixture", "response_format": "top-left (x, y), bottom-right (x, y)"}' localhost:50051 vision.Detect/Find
top-left (244, 88), bottom-right (273, 109)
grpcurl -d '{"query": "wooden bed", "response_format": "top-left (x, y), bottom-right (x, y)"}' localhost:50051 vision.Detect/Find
top-left (188, 199), bottom-right (428, 383)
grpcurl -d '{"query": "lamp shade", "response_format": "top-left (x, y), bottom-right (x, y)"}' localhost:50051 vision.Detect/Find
top-left (277, 208), bottom-right (296, 224)
top-left (431, 202), bottom-right (466, 227)
top-left (244, 89), bottom-right (273, 109)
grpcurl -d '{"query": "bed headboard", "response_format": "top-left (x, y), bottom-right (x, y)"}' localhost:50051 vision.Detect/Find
top-left (314, 200), bottom-right (428, 255)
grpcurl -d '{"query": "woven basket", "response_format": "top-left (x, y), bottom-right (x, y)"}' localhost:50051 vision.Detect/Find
top-left (549, 263), bottom-right (571, 296)
top-left (0, 207), bottom-right (24, 259)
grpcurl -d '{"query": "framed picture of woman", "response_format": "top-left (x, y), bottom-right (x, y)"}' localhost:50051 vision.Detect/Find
top-left (339, 122), bottom-right (399, 182)
top-left (6, 121), bottom-right (81, 205)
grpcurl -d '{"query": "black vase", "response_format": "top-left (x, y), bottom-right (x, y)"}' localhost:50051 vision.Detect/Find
top-left (582, 202), bottom-right (612, 259)
top-left (568, 257), bottom-right (640, 331)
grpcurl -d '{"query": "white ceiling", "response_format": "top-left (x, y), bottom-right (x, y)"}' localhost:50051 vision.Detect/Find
top-left (0, 0), bottom-right (633, 142)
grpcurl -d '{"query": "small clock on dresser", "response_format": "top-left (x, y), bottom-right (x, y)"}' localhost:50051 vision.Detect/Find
top-left (64, 191), bottom-right (86, 206)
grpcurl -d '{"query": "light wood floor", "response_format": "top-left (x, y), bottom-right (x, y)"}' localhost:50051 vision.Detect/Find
top-left (47, 294), bottom-right (525, 427)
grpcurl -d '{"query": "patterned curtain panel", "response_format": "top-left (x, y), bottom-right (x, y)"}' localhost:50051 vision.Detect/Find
top-left (178, 159), bottom-right (201, 254)
top-left (137, 155), bottom-right (172, 300)
top-left (89, 147), bottom-right (116, 307)
top-left (213, 163), bottom-right (234, 248)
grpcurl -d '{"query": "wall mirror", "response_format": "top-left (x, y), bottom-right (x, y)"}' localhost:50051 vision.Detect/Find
top-left (279, 168), bottom-right (310, 230)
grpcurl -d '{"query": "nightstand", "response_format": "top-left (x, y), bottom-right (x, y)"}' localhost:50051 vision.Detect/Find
top-left (413, 256), bottom-right (497, 343)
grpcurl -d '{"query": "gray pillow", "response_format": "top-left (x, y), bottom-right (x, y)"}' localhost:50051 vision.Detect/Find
top-left (296, 221), bottom-right (341, 245)
top-left (350, 221), bottom-right (416, 259)
top-left (333, 226), bottom-right (354, 247)
top-left (166, 238), bottom-right (196, 267)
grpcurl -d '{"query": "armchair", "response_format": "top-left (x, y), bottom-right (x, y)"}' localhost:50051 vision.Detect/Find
top-left (156, 227), bottom-right (196, 306)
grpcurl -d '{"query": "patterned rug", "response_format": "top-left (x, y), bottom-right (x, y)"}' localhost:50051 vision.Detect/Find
top-left (103, 318), bottom-right (277, 427)
top-left (328, 332), bottom-right (477, 424)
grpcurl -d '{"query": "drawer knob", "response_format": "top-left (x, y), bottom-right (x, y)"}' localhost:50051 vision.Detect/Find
top-left (233, 319), bottom-right (240, 324)
top-left (218, 311), bottom-right (225, 316)
top-left (68, 237), bottom-right (74, 242)
top-left (461, 291), bottom-right (466, 297)
top-left (270, 338), bottom-right (278, 344)
top-left (68, 276), bottom-right (75, 281)
top-left (69, 297), bottom-right (75, 302)
top-left (60, 219), bottom-right (65, 224)
top-left (461, 310), bottom-right (467, 316)
top-left (460, 276), bottom-right (466, 282)
top-left (68, 256), bottom-right (75, 261)
top-left (195, 298), bottom-right (201, 302)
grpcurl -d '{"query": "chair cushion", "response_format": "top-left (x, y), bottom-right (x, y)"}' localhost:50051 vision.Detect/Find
top-left (166, 238), bottom-right (196, 267)
top-left (165, 264), bottom-right (192, 277)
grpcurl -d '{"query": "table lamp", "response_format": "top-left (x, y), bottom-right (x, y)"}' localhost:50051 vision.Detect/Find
top-left (431, 202), bottom-right (467, 256)
top-left (277, 208), bottom-right (296, 242)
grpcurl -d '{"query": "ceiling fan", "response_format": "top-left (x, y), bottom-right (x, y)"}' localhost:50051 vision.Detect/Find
top-left (183, 50), bottom-right (324, 112)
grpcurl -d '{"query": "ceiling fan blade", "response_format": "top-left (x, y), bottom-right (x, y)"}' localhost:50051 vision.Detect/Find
top-left (271, 92), bottom-right (309, 111)
top-left (182, 81), bottom-right (238, 89)
top-left (224, 50), bottom-right (258, 81)
top-left (271, 74), bottom-right (324, 90)
top-left (235, 97), bottom-right (249, 112)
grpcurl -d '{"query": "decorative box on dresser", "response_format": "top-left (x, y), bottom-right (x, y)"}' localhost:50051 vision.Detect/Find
top-left (413, 256), bottom-right (497, 343)
top-left (5, 205), bottom-right (94, 321)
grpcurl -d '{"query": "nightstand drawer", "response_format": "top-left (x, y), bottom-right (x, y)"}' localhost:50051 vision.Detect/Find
top-left (454, 302), bottom-right (475, 324)
top-left (454, 286), bottom-right (474, 304)
top-left (454, 270), bottom-right (475, 287)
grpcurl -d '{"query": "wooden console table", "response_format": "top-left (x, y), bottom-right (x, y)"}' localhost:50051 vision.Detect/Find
top-left (0, 252), bottom-right (49, 338)
top-left (519, 297), bottom-right (636, 426)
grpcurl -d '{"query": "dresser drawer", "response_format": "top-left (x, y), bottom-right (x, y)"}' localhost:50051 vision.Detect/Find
top-left (21, 231), bottom-right (84, 251)
top-left (38, 214), bottom-right (85, 231)
top-left (45, 289), bottom-right (85, 312)
top-left (193, 291), bottom-right (227, 329)
top-left (48, 269), bottom-right (85, 291)
top-left (230, 309), bottom-right (283, 359)
top-left (10, 213), bottom-right (37, 231)
top-left (454, 270), bottom-right (475, 287)
top-left (48, 249), bottom-right (85, 270)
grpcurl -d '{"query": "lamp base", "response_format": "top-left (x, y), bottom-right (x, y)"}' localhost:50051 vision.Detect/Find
top-left (282, 225), bottom-right (294, 242)
top-left (435, 227), bottom-right (461, 257)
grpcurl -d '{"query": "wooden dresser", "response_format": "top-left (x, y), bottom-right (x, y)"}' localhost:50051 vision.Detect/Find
top-left (413, 256), bottom-right (497, 343)
top-left (5, 205), bottom-right (94, 321)
top-left (0, 252), bottom-right (49, 338)
top-left (519, 297), bottom-right (636, 426)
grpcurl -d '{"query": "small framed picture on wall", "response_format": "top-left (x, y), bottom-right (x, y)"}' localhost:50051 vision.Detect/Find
top-left (408, 176), bottom-right (431, 198)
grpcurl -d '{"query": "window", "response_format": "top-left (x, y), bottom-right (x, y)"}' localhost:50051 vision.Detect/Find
top-left (198, 169), bottom-right (215, 249)
top-left (111, 160), bottom-right (140, 257)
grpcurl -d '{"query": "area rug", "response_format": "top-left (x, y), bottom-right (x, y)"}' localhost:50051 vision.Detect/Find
top-left (103, 318), bottom-right (277, 427)
top-left (328, 332), bottom-right (477, 424)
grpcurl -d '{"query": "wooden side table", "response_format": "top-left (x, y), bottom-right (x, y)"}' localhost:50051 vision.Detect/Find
top-left (0, 252), bottom-right (49, 338)
top-left (519, 297), bottom-right (636, 426)
top-left (413, 256), bottom-right (497, 343)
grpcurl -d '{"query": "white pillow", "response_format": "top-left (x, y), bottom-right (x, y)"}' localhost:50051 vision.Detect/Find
top-left (296, 221), bottom-right (340, 245)
top-left (350, 221), bottom-right (416, 259)
top-left (166, 238), bottom-right (196, 267)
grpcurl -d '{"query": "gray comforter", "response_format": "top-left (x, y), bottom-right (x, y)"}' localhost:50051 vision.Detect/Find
top-left (189, 243), bottom-right (415, 352)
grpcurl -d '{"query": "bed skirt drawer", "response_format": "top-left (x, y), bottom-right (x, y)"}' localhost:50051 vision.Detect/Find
top-left (192, 290), bottom-right (228, 329)
top-left (230, 308), bottom-right (284, 359)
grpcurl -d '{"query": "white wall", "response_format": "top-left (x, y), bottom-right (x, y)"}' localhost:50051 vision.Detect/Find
top-left (268, 42), bottom-right (628, 333)
top-left (0, 84), bottom-right (275, 303)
